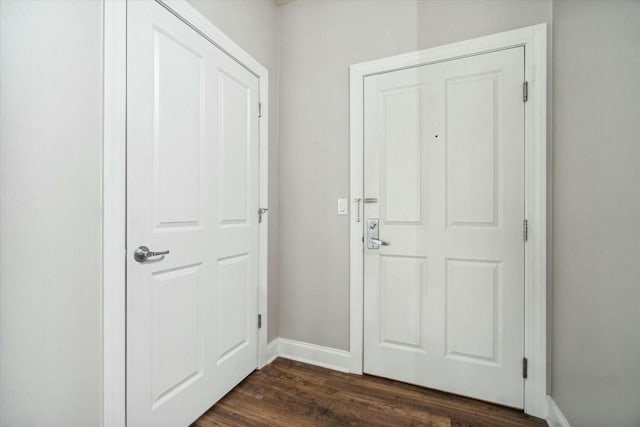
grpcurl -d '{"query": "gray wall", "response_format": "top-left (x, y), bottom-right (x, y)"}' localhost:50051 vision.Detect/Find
top-left (0, 1), bottom-right (104, 425)
top-left (278, 0), bottom-right (419, 350)
top-left (551, 1), bottom-right (640, 425)
top-left (279, 0), bottom-right (640, 424)
top-left (187, 0), bottom-right (280, 342)
top-left (3, 0), bottom-right (639, 425)
top-left (277, 0), bottom-right (552, 350)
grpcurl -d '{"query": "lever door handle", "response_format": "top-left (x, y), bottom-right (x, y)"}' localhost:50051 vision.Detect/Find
top-left (368, 238), bottom-right (389, 246)
top-left (258, 207), bottom-right (268, 223)
top-left (134, 246), bottom-right (170, 263)
top-left (367, 218), bottom-right (389, 249)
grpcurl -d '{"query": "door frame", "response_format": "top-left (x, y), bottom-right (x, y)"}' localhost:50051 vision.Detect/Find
top-left (349, 24), bottom-right (547, 418)
top-left (102, 1), bottom-right (270, 425)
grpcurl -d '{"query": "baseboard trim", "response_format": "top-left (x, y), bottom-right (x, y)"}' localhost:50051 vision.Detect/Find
top-left (264, 339), bottom-right (280, 366)
top-left (547, 396), bottom-right (571, 427)
top-left (263, 338), bottom-right (351, 373)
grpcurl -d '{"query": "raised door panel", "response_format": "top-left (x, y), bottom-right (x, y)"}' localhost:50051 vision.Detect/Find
top-left (445, 258), bottom-right (501, 365)
top-left (379, 255), bottom-right (427, 351)
top-left (219, 71), bottom-right (250, 226)
top-left (153, 30), bottom-right (204, 229)
top-left (381, 87), bottom-right (423, 225)
top-left (445, 73), bottom-right (499, 228)
top-left (217, 254), bottom-right (250, 364)
top-left (151, 264), bottom-right (204, 407)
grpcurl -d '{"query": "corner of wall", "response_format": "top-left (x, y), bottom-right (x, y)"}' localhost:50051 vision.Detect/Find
top-left (547, 396), bottom-right (571, 427)
top-left (263, 338), bottom-right (351, 373)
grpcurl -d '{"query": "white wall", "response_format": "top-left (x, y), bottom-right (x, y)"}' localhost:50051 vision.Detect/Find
top-left (277, 0), bottom-right (551, 350)
top-left (552, 1), bottom-right (640, 425)
top-left (0, 1), bottom-right (104, 425)
top-left (0, 2), bottom-right (278, 424)
top-left (187, 0), bottom-right (280, 341)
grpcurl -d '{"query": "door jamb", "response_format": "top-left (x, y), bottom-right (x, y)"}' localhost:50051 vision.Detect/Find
top-left (348, 24), bottom-right (547, 418)
top-left (102, 1), bottom-right (270, 425)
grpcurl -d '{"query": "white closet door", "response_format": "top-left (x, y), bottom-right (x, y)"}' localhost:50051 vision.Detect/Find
top-left (126, 2), bottom-right (260, 425)
top-left (363, 47), bottom-right (525, 408)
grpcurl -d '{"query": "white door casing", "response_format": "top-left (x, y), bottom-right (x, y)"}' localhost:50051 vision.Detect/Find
top-left (363, 47), bottom-right (525, 408)
top-left (350, 24), bottom-right (547, 417)
top-left (126, 1), bottom-right (260, 425)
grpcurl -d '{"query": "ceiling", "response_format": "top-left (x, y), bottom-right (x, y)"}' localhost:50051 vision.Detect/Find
top-left (273, 0), bottom-right (294, 5)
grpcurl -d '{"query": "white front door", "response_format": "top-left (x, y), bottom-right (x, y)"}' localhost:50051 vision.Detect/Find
top-left (363, 47), bottom-right (525, 408)
top-left (126, 1), bottom-right (260, 425)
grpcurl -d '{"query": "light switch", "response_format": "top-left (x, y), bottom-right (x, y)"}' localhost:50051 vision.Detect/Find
top-left (337, 198), bottom-right (348, 215)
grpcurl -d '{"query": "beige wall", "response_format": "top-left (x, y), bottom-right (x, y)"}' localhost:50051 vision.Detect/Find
top-left (277, 0), bottom-right (552, 350)
top-left (187, 0), bottom-right (280, 341)
top-left (0, 1), bottom-right (104, 425)
top-left (551, 0), bottom-right (640, 425)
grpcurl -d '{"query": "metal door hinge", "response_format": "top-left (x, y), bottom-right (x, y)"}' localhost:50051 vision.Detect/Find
top-left (258, 102), bottom-right (263, 118)
top-left (523, 219), bottom-right (529, 242)
top-left (258, 314), bottom-right (262, 329)
top-left (523, 81), bottom-right (529, 102)
top-left (523, 357), bottom-right (528, 379)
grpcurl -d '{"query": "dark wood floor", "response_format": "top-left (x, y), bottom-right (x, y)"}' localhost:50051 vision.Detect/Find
top-left (192, 358), bottom-right (546, 426)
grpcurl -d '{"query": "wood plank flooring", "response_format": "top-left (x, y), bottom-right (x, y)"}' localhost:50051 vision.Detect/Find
top-left (192, 358), bottom-right (546, 426)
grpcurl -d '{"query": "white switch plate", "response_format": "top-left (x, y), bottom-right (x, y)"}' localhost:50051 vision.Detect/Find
top-left (337, 198), bottom-right (348, 215)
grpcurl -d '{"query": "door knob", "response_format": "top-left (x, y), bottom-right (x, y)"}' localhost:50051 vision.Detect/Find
top-left (134, 246), bottom-right (170, 262)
